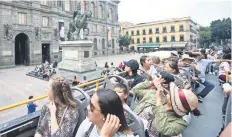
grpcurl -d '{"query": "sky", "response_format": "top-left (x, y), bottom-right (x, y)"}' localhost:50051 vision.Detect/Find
top-left (118, 0), bottom-right (232, 26)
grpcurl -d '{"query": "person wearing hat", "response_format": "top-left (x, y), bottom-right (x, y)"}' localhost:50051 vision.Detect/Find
top-left (179, 54), bottom-right (200, 90)
top-left (193, 52), bottom-right (232, 100)
top-left (154, 81), bottom-right (201, 137)
top-left (121, 59), bottom-right (144, 88)
top-left (130, 71), bottom-right (177, 137)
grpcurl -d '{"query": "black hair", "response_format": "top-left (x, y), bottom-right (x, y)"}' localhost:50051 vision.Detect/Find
top-left (223, 53), bottom-right (231, 60)
top-left (111, 62), bottom-right (113, 65)
top-left (96, 88), bottom-right (131, 134)
top-left (83, 76), bottom-right (87, 80)
top-left (29, 96), bottom-right (33, 100)
top-left (167, 60), bottom-right (179, 74)
top-left (114, 83), bottom-right (129, 95)
top-left (74, 76), bottom-right (76, 78)
top-left (160, 71), bottom-right (175, 84)
top-left (192, 108), bottom-right (201, 116)
top-left (105, 62), bottom-right (109, 68)
top-left (140, 55), bottom-right (149, 66)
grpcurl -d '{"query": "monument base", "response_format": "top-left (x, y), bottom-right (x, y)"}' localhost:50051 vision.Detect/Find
top-left (58, 40), bottom-right (96, 73)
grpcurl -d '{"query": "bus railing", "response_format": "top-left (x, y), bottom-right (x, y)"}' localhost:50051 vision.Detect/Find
top-left (0, 77), bottom-right (105, 112)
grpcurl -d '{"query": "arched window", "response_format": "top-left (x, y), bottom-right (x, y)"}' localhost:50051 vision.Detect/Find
top-left (98, 5), bottom-right (103, 19)
top-left (90, 2), bottom-right (95, 18)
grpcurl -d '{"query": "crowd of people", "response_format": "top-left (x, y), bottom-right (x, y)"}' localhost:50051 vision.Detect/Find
top-left (29, 60), bottom-right (58, 81)
top-left (32, 47), bottom-right (231, 137)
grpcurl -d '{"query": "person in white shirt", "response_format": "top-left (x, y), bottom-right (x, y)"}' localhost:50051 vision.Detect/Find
top-left (75, 88), bottom-right (134, 137)
top-left (219, 54), bottom-right (231, 82)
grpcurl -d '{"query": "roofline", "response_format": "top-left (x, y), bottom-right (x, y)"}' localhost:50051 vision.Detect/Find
top-left (121, 17), bottom-right (197, 29)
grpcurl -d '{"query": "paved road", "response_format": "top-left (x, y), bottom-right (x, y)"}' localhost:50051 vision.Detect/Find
top-left (183, 74), bottom-right (224, 137)
top-left (0, 53), bottom-right (143, 124)
top-left (0, 53), bottom-right (225, 137)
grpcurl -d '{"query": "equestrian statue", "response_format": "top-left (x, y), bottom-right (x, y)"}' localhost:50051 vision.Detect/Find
top-left (67, 3), bottom-right (92, 41)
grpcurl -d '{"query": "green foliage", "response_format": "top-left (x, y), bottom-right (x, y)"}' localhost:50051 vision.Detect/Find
top-left (199, 27), bottom-right (212, 46)
top-left (199, 17), bottom-right (231, 46)
top-left (210, 18), bottom-right (231, 42)
top-left (118, 34), bottom-right (131, 47)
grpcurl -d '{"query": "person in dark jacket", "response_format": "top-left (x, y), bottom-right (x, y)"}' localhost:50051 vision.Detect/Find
top-left (123, 59), bottom-right (145, 88)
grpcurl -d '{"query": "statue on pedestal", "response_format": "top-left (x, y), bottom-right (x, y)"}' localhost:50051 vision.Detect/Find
top-left (67, 3), bottom-right (92, 41)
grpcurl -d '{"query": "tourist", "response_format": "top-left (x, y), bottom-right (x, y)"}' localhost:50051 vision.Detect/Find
top-left (192, 52), bottom-right (232, 100)
top-left (105, 62), bottom-right (109, 69)
top-left (35, 75), bottom-right (79, 137)
top-left (75, 88), bottom-right (134, 137)
top-left (154, 82), bottom-right (200, 137)
top-left (219, 54), bottom-right (231, 82)
top-left (164, 60), bottom-right (191, 89)
top-left (72, 76), bottom-right (79, 85)
top-left (27, 96), bottom-right (38, 114)
top-left (111, 62), bottom-right (115, 68)
top-left (122, 59), bottom-right (144, 88)
top-left (151, 56), bottom-right (163, 73)
top-left (114, 83), bottom-right (134, 125)
top-left (140, 55), bottom-right (157, 77)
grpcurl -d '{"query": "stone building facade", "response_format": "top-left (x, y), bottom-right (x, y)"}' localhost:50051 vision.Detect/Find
top-left (0, 0), bottom-right (120, 68)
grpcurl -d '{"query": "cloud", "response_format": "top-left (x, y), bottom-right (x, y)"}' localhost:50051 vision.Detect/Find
top-left (118, 0), bottom-right (231, 26)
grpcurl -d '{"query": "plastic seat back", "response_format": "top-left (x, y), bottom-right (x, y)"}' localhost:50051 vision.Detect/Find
top-left (71, 88), bottom-right (90, 137)
top-left (103, 75), bottom-right (129, 90)
top-left (124, 104), bottom-right (145, 137)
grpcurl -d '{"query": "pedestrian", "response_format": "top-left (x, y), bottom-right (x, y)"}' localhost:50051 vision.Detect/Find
top-left (27, 96), bottom-right (38, 114)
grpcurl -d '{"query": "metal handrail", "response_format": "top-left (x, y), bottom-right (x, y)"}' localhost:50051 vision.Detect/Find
top-left (0, 77), bottom-right (105, 112)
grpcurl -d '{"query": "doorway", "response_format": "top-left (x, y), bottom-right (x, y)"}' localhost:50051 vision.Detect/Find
top-left (15, 33), bottom-right (30, 65)
top-left (42, 44), bottom-right (50, 63)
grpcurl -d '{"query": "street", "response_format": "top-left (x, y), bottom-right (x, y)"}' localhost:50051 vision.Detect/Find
top-left (0, 54), bottom-right (225, 137)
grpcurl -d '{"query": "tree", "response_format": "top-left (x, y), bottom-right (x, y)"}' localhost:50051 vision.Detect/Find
top-left (210, 18), bottom-right (231, 45)
top-left (199, 26), bottom-right (212, 48)
top-left (118, 34), bottom-right (131, 49)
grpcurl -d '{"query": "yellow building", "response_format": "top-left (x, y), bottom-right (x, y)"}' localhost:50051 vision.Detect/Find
top-left (120, 17), bottom-right (199, 51)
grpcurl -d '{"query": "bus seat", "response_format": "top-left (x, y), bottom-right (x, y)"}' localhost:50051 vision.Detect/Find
top-left (71, 88), bottom-right (90, 137)
top-left (103, 75), bottom-right (129, 90)
top-left (124, 104), bottom-right (145, 137)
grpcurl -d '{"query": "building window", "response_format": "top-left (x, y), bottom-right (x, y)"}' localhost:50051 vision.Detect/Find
top-left (163, 36), bottom-right (167, 42)
top-left (42, 16), bottom-right (49, 27)
top-left (101, 25), bottom-right (105, 33)
top-left (143, 29), bottom-right (146, 35)
top-left (92, 24), bottom-right (97, 32)
top-left (149, 28), bottom-right (152, 34)
top-left (179, 25), bottom-right (184, 32)
top-left (155, 28), bottom-right (159, 34)
top-left (131, 39), bottom-right (134, 44)
top-left (126, 31), bottom-right (129, 35)
top-left (137, 38), bottom-right (140, 44)
top-left (90, 2), bottom-right (95, 18)
top-left (163, 27), bottom-right (167, 33)
top-left (109, 8), bottom-right (114, 21)
top-left (98, 5), bottom-right (103, 19)
top-left (171, 35), bottom-right (175, 42)
top-left (65, 0), bottom-right (71, 11)
top-left (18, 13), bottom-right (27, 24)
top-left (131, 31), bottom-right (134, 36)
top-left (41, 0), bottom-right (48, 5)
top-left (156, 36), bottom-right (160, 43)
top-left (137, 30), bottom-right (140, 35)
top-left (143, 37), bottom-right (146, 43)
top-left (171, 25), bottom-right (175, 32)
top-left (180, 35), bottom-right (184, 41)
top-left (149, 37), bottom-right (153, 43)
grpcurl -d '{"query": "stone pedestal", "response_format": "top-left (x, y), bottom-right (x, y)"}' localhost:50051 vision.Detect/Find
top-left (58, 41), bottom-right (96, 73)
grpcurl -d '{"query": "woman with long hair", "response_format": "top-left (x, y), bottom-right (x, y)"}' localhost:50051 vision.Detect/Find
top-left (76, 88), bottom-right (134, 137)
top-left (35, 75), bottom-right (79, 137)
